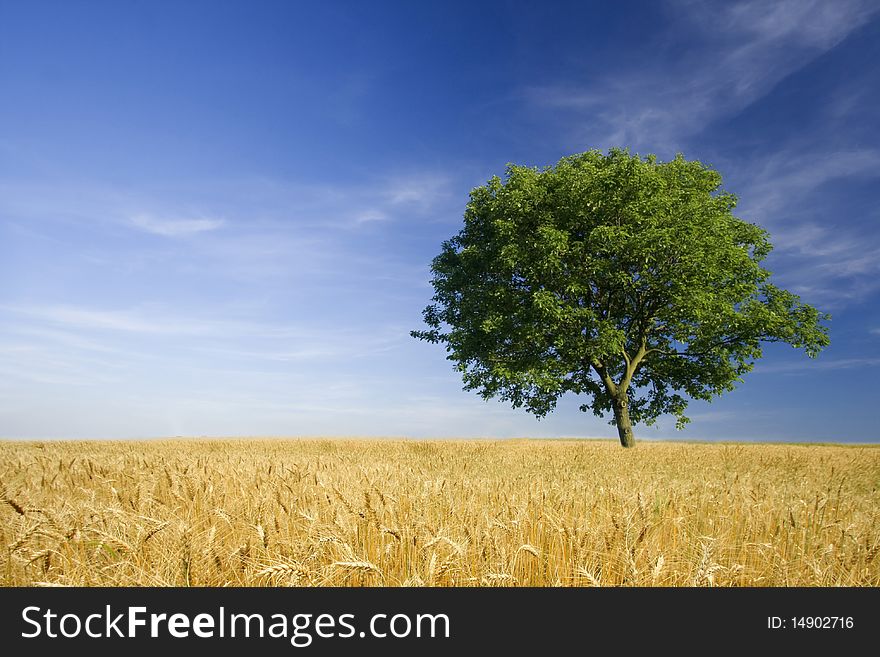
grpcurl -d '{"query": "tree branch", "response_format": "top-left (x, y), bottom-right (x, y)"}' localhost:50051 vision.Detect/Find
top-left (645, 333), bottom-right (780, 359)
top-left (621, 338), bottom-right (647, 392)
top-left (591, 360), bottom-right (618, 397)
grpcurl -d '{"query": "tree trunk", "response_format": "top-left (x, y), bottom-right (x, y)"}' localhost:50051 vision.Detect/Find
top-left (612, 395), bottom-right (635, 448)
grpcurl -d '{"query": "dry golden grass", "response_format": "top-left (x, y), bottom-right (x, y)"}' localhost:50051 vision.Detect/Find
top-left (1, 438), bottom-right (878, 586)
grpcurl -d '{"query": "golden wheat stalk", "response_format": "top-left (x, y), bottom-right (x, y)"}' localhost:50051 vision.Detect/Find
top-left (332, 560), bottom-right (381, 574)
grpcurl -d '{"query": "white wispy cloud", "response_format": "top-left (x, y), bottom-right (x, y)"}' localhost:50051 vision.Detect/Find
top-left (755, 357), bottom-right (880, 374)
top-left (0, 342), bottom-right (125, 387)
top-left (1, 167), bottom-right (459, 236)
top-left (0, 170), bottom-right (458, 305)
top-left (526, 0), bottom-right (879, 151)
top-left (729, 146), bottom-right (880, 306)
top-left (739, 148), bottom-right (880, 219)
top-left (382, 173), bottom-right (453, 210)
top-left (6, 326), bottom-right (123, 354)
top-left (129, 213), bottom-right (224, 237)
top-left (3, 304), bottom-right (216, 336)
top-left (716, 0), bottom-right (875, 48)
top-left (0, 303), bottom-right (409, 363)
top-left (354, 209), bottom-right (388, 224)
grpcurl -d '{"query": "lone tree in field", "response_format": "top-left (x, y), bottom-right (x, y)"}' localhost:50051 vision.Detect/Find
top-left (412, 149), bottom-right (829, 447)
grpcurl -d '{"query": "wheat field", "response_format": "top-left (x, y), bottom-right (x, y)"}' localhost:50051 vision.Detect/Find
top-left (1, 438), bottom-right (878, 586)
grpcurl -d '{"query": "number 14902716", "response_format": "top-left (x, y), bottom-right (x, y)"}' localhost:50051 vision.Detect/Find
top-left (768, 617), bottom-right (854, 629)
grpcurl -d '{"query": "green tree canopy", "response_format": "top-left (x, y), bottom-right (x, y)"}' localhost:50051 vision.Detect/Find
top-left (412, 148), bottom-right (830, 447)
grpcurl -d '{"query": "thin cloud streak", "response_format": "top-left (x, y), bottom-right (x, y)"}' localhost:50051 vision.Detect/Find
top-left (754, 357), bottom-right (880, 374)
top-left (0, 304), bottom-right (408, 346)
top-left (731, 147), bottom-right (880, 306)
top-left (526, 0), bottom-right (879, 151)
top-left (0, 169), bottom-right (458, 234)
top-left (130, 214), bottom-right (224, 237)
top-left (739, 148), bottom-right (880, 219)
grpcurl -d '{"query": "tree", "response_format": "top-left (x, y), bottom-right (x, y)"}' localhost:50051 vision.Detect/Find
top-left (411, 148), bottom-right (830, 447)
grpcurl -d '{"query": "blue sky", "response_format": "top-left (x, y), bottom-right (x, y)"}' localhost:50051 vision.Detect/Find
top-left (2, 0), bottom-right (879, 441)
